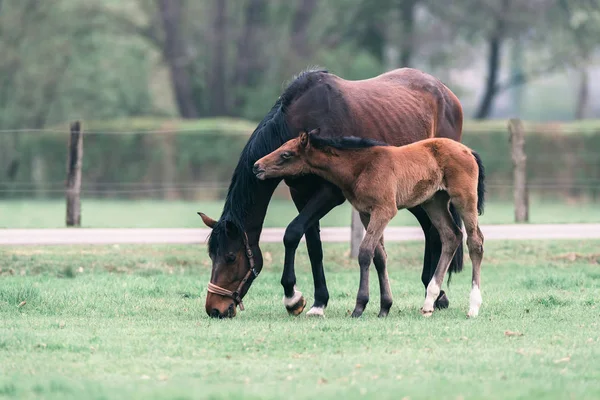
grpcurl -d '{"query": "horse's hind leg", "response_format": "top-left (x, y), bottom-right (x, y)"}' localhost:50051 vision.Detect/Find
top-left (360, 212), bottom-right (393, 318)
top-left (352, 207), bottom-right (396, 318)
top-left (420, 192), bottom-right (463, 316)
top-left (452, 198), bottom-right (484, 318)
top-left (408, 206), bottom-right (450, 309)
top-left (466, 222), bottom-right (484, 318)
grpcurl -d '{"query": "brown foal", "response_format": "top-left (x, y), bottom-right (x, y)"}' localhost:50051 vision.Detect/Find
top-left (253, 129), bottom-right (486, 318)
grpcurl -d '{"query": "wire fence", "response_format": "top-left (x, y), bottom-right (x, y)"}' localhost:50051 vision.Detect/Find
top-left (1, 125), bottom-right (600, 201)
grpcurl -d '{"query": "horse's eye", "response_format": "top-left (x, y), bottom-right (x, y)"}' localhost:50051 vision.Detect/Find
top-left (225, 252), bottom-right (236, 263)
top-left (281, 151), bottom-right (292, 160)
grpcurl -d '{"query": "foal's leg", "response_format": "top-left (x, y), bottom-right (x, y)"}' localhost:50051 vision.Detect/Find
top-left (451, 197), bottom-right (485, 318)
top-left (359, 212), bottom-right (393, 318)
top-left (408, 206), bottom-right (450, 309)
top-left (352, 208), bottom-right (396, 318)
top-left (419, 193), bottom-right (463, 316)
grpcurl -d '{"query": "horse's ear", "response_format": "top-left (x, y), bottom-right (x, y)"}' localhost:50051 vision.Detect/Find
top-left (197, 212), bottom-right (216, 229)
top-left (299, 131), bottom-right (309, 148)
top-left (225, 220), bottom-right (240, 239)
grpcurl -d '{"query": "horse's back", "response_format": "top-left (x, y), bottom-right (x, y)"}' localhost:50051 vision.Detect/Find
top-left (411, 138), bottom-right (478, 180)
top-left (332, 68), bottom-right (463, 144)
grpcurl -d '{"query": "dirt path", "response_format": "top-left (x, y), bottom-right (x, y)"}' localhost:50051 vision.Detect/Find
top-left (1, 224), bottom-right (600, 245)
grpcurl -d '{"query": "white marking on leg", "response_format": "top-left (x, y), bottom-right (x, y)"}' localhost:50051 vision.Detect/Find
top-left (283, 286), bottom-right (303, 308)
top-left (467, 284), bottom-right (482, 318)
top-left (306, 306), bottom-right (325, 317)
top-left (422, 279), bottom-right (440, 314)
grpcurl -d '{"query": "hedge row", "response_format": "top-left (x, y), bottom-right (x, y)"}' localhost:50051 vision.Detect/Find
top-left (2, 118), bottom-right (599, 200)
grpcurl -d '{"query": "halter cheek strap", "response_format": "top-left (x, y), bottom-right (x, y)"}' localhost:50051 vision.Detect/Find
top-left (206, 233), bottom-right (259, 311)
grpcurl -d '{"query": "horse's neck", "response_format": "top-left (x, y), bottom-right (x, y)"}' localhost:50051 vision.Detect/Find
top-left (242, 179), bottom-right (280, 245)
top-left (308, 150), bottom-right (371, 194)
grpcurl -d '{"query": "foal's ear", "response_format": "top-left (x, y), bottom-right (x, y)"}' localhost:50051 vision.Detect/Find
top-left (302, 128), bottom-right (319, 148)
top-left (198, 212), bottom-right (217, 229)
top-left (299, 131), bottom-right (309, 148)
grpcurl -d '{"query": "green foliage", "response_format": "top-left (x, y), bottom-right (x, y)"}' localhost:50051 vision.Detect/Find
top-left (4, 117), bottom-right (600, 201)
top-left (2, 0), bottom-right (600, 126)
top-left (0, 0), bottom-right (156, 130)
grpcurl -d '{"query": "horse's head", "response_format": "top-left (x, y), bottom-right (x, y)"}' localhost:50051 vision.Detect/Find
top-left (199, 212), bottom-right (259, 318)
top-left (253, 129), bottom-right (321, 180)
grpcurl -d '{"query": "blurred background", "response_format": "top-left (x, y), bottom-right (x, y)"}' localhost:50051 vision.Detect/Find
top-left (1, 0), bottom-right (599, 229)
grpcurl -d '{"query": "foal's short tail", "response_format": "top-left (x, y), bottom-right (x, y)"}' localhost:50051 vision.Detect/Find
top-left (472, 151), bottom-right (486, 215)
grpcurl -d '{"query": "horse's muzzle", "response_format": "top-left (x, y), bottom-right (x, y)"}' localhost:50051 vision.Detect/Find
top-left (252, 163), bottom-right (266, 180)
top-left (208, 303), bottom-right (236, 319)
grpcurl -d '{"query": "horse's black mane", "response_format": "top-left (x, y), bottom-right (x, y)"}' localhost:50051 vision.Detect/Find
top-left (208, 67), bottom-right (328, 255)
top-left (309, 135), bottom-right (388, 150)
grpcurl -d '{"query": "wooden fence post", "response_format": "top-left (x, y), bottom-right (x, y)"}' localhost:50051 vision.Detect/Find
top-left (508, 118), bottom-right (528, 222)
top-left (350, 208), bottom-right (364, 258)
top-left (66, 121), bottom-right (83, 227)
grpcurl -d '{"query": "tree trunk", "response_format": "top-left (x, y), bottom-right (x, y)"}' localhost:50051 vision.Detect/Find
top-left (474, 33), bottom-right (503, 120)
top-left (209, 0), bottom-right (228, 116)
top-left (233, 0), bottom-right (267, 111)
top-left (575, 67), bottom-right (589, 120)
top-left (509, 38), bottom-right (524, 117)
top-left (290, 0), bottom-right (318, 59)
top-left (383, 6), bottom-right (400, 71)
top-left (399, 0), bottom-right (417, 67)
top-left (157, 0), bottom-right (199, 119)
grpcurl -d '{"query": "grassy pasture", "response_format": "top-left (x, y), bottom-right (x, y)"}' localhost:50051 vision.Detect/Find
top-left (1, 240), bottom-right (600, 399)
top-left (2, 198), bottom-right (600, 228)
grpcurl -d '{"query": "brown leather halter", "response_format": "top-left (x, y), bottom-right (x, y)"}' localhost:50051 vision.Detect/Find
top-left (206, 232), bottom-right (258, 311)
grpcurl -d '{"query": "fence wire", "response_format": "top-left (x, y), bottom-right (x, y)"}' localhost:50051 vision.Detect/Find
top-left (1, 126), bottom-right (599, 199)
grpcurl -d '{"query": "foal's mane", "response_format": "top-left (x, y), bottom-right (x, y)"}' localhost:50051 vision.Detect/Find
top-left (309, 135), bottom-right (389, 150)
top-left (208, 67), bottom-right (328, 255)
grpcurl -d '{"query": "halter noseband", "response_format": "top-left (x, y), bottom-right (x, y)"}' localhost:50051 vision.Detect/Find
top-left (206, 232), bottom-right (258, 311)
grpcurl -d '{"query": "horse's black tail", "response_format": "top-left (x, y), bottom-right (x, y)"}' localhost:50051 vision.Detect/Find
top-left (448, 204), bottom-right (464, 276)
top-left (472, 151), bottom-right (486, 215)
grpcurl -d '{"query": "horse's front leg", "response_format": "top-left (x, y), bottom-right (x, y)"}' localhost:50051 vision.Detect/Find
top-left (352, 208), bottom-right (396, 318)
top-left (281, 181), bottom-right (344, 316)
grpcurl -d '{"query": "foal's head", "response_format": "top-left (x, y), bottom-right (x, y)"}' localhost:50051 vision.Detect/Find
top-left (253, 129), bottom-right (325, 180)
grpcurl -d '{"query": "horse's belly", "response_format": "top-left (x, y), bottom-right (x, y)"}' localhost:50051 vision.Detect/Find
top-left (396, 182), bottom-right (441, 209)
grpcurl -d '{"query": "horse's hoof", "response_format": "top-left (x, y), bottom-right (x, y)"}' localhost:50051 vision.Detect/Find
top-left (283, 290), bottom-right (306, 316)
top-left (306, 306), bottom-right (325, 317)
top-left (285, 296), bottom-right (306, 316)
top-left (420, 307), bottom-right (433, 317)
top-left (467, 308), bottom-right (479, 318)
top-left (350, 308), bottom-right (364, 318)
top-left (434, 291), bottom-right (449, 309)
top-left (377, 309), bottom-right (389, 318)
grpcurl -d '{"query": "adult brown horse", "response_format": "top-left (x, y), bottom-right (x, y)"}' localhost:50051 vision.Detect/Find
top-left (199, 67), bottom-right (464, 318)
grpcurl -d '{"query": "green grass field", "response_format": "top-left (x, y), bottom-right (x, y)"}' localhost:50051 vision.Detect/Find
top-left (1, 240), bottom-right (599, 399)
top-left (2, 198), bottom-right (600, 228)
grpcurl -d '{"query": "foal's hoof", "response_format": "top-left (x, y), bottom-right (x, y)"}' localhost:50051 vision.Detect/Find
top-left (420, 307), bottom-right (434, 317)
top-left (377, 309), bottom-right (390, 318)
top-left (467, 308), bottom-right (480, 319)
top-left (283, 291), bottom-right (306, 316)
top-left (434, 291), bottom-right (449, 310)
